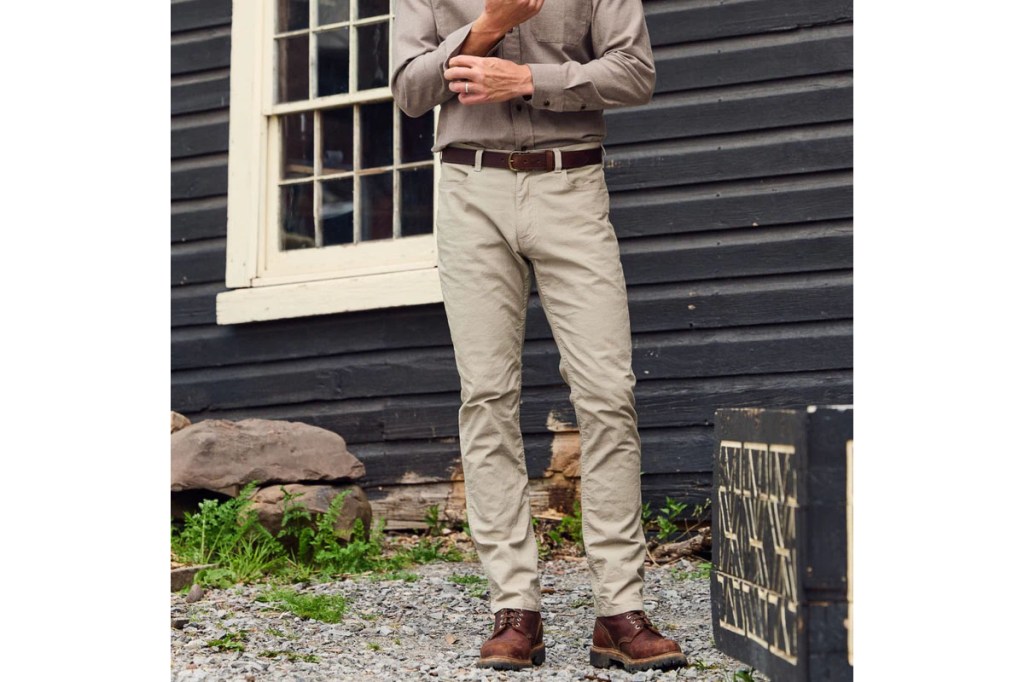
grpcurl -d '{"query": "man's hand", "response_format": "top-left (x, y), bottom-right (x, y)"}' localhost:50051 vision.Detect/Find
top-left (457, 0), bottom-right (545, 57)
top-left (444, 55), bottom-right (535, 105)
top-left (478, 0), bottom-right (545, 35)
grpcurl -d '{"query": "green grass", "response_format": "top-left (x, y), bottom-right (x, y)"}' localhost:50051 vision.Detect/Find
top-left (207, 630), bottom-right (247, 652)
top-left (367, 642), bottom-right (381, 651)
top-left (256, 588), bottom-right (348, 623)
top-left (172, 485), bottom-right (469, 588)
top-left (733, 669), bottom-right (757, 682)
top-left (448, 574), bottom-right (486, 586)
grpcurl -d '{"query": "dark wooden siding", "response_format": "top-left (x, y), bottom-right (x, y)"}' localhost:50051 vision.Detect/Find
top-left (171, 0), bottom-right (853, 527)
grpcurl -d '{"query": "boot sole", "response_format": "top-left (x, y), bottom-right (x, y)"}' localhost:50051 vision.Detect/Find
top-left (477, 643), bottom-right (546, 670)
top-left (590, 646), bottom-right (687, 672)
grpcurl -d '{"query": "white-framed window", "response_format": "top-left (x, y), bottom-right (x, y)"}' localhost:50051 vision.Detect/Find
top-left (217, 0), bottom-right (442, 324)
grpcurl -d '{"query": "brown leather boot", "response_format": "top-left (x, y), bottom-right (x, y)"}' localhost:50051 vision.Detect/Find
top-left (476, 608), bottom-right (545, 670)
top-left (590, 610), bottom-right (687, 672)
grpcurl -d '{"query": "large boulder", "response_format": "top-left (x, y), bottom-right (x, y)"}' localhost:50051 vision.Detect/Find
top-left (171, 419), bottom-right (365, 496)
top-left (250, 484), bottom-right (373, 540)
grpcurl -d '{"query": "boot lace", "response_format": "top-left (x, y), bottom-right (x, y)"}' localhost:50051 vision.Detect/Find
top-left (624, 610), bottom-right (660, 634)
top-left (496, 608), bottom-right (525, 631)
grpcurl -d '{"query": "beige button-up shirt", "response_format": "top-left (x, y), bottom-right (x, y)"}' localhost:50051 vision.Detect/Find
top-left (389, 0), bottom-right (656, 153)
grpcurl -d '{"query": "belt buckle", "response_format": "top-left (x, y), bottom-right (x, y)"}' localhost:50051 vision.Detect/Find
top-left (507, 151), bottom-right (524, 172)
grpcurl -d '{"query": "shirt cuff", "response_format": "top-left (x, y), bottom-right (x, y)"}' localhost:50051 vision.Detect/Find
top-left (440, 22), bottom-right (505, 73)
top-left (525, 63), bottom-right (574, 112)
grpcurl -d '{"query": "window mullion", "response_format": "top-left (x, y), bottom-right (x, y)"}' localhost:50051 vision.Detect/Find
top-left (393, 103), bottom-right (400, 238)
top-left (314, 110), bottom-right (323, 247)
top-left (308, 2), bottom-right (317, 100)
top-left (353, 103), bottom-right (362, 245)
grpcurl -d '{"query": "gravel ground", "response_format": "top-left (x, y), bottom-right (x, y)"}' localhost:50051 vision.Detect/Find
top-left (171, 557), bottom-right (768, 681)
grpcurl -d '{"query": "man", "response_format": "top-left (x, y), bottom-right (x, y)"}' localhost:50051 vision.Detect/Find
top-left (390, 0), bottom-right (687, 673)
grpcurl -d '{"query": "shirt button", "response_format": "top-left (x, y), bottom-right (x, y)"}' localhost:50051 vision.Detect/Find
top-left (581, 104), bottom-right (587, 110)
top-left (520, 145), bottom-right (528, 151)
top-left (543, 100), bottom-right (551, 106)
top-left (516, 104), bottom-right (523, 112)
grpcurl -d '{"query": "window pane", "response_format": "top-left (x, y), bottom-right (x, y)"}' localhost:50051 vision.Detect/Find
top-left (277, 35), bottom-right (310, 103)
top-left (317, 28), bottom-right (350, 97)
top-left (322, 179), bottom-right (354, 245)
top-left (278, 0), bottom-right (310, 31)
top-left (281, 183), bottom-right (315, 250)
top-left (400, 167), bottom-right (434, 236)
top-left (281, 112), bottom-right (314, 179)
top-left (361, 101), bottom-right (393, 169)
top-left (360, 173), bottom-right (393, 241)
top-left (322, 107), bottom-right (354, 175)
top-left (400, 111), bottom-right (434, 163)
top-left (357, 22), bottom-right (389, 90)
top-left (357, 0), bottom-right (390, 18)
top-left (318, 0), bottom-right (349, 25)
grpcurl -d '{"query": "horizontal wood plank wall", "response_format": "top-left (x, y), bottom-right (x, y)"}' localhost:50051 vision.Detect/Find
top-left (171, 0), bottom-right (853, 528)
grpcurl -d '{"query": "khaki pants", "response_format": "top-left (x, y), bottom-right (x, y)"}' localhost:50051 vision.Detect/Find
top-left (436, 142), bottom-right (647, 617)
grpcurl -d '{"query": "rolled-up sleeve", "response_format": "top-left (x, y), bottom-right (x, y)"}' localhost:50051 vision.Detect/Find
top-left (390, 1), bottom-right (505, 118)
top-left (526, 0), bottom-right (655, 112)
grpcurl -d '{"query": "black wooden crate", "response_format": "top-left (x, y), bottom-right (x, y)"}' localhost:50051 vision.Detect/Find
top-left (711, 407), bottom-right (852, 681)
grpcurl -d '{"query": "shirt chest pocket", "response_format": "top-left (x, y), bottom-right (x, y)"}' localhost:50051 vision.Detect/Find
top-left (528, 0), bottom-right (590, 45)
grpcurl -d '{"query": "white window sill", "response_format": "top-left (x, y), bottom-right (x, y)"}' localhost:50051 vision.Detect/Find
top-left (215, 267), bottom-right (443, 325)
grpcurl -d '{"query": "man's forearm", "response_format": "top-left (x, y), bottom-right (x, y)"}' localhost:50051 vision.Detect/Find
top-left (457, 18), bottom-right (507, 57)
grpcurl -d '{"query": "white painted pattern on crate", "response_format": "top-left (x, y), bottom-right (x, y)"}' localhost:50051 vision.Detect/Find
top-left (716, 440), bottom-right (799, 665)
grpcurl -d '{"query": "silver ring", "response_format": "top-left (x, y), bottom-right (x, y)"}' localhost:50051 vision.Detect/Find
top-left (464, 81), bottom-right (470, 94)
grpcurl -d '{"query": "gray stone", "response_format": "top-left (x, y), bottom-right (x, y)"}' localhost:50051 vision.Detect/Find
top-left (171, 418), bottom-right (365, 496)
top-left (171, 563), bottom-right (216, 592)
top-left (186, 584), bottom-right (205, 603)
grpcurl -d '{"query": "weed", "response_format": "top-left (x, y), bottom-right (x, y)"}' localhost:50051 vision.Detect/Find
top-left (224, 531), bottom-right (285, 583)
top-left (733, 668), bottom-right (757, 682)
top-left (358, 611), bottom-right (379, 621)
top-left (173, 485), bottom-right (469, 588)
top-left (423, 505), bottom-right (443, 536)
top-left (556, 500), bottom-right (584, 550)
top-left (646, 496), bottom-right (712, 545)
top-left (468, 586), bottom-right (488, 599)
top-left (448, 574), bottom-right (487, 586)
top-left (655, 497), bottom-right (689, 543)
top-left (690, 659), bottom-right (718, 671)
top-left (671, 561), bottom-right (713, 581)
top-left (570, 597), bottom-right (591, 608)
top-left (393, 638), bottom-right (402, 645)
top-left (367, 642), bottom-right (381, 651)
top-left (174, 483), bottom-right (285, 587)
top-left (207, 630), bottom-right (247, 653)
top-left (404, 537), bottom-right (463, 564)
top-left (257, 588), bottom-right (348, 623)
top-left (266, 627), bottom-right (297, 640)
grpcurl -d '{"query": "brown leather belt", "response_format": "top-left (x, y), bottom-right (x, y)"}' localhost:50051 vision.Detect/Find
top-left (440, 146), bottom-right (603, 172)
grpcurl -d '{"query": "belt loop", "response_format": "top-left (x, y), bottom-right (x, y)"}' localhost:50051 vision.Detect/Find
top-left (473, 149), bottom-right (483, 172)
top-left (553, 148), bottom-right (563, 172)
